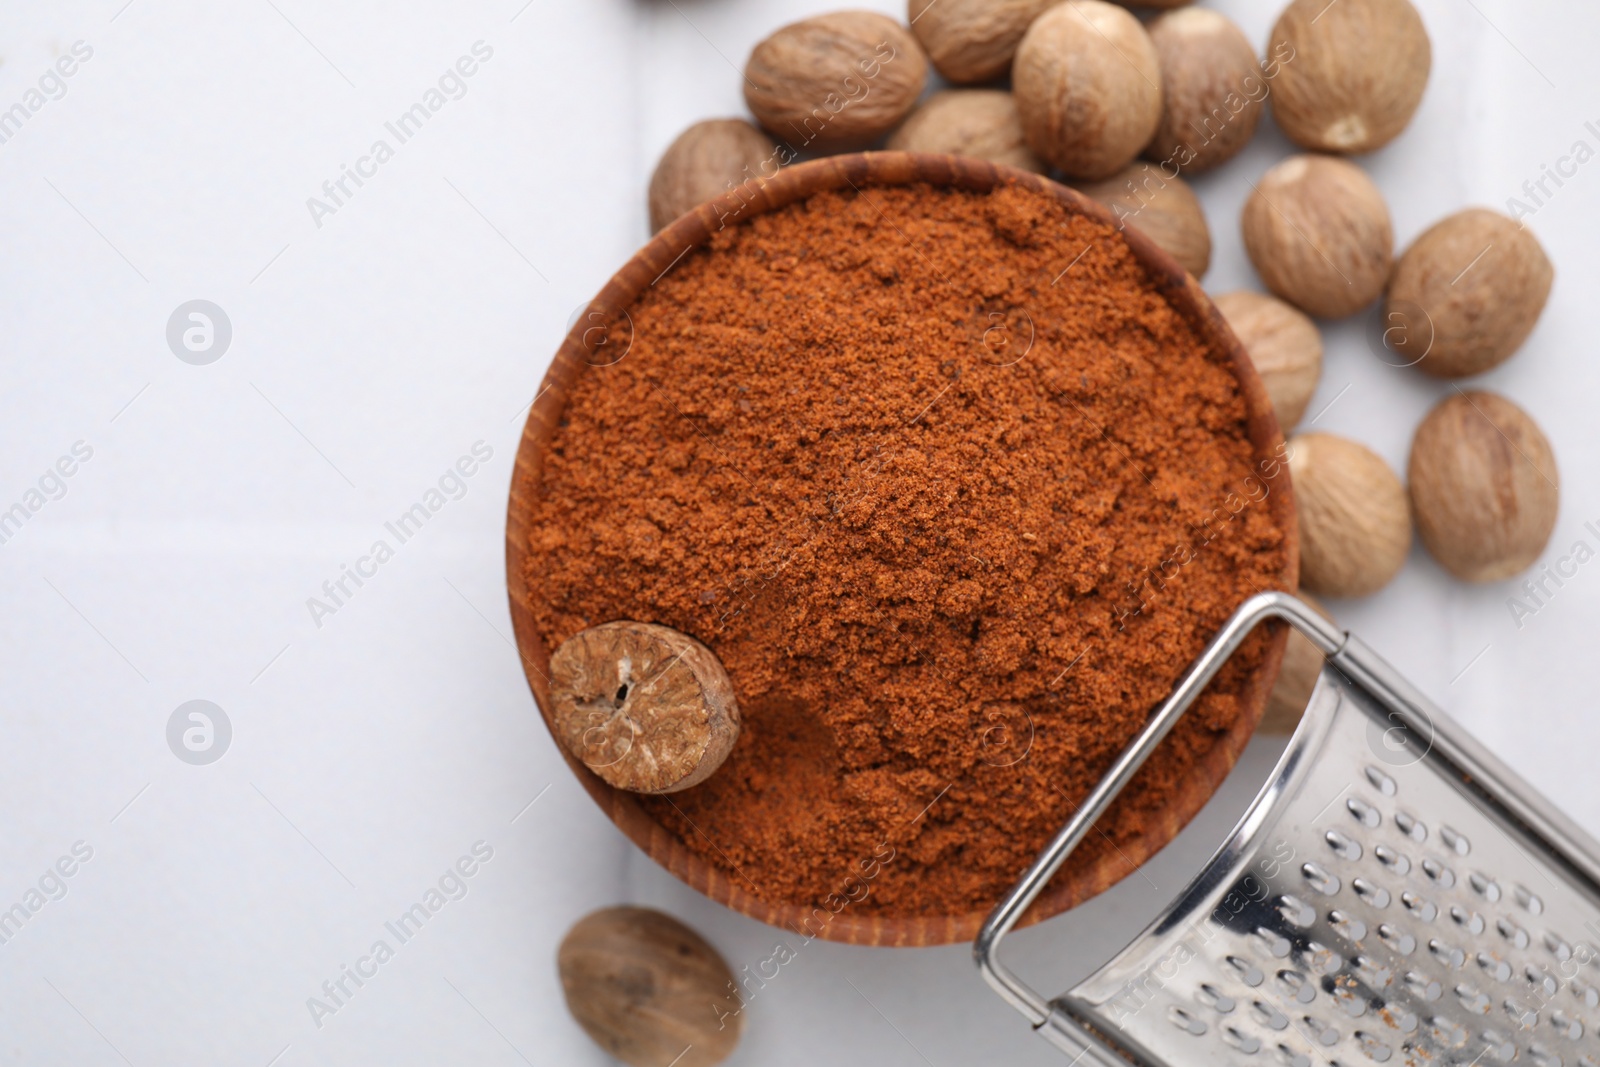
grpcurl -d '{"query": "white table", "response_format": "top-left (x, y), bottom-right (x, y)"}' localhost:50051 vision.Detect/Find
top-left (1, 1), bottom-right (1594, 1063)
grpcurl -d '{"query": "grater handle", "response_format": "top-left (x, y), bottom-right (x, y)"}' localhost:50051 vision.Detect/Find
top-left (974, 592), bottom-right (1345, 1028)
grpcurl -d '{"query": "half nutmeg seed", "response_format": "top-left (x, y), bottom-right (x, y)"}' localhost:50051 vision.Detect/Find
top-left (548, 621), bottom-right (740, 794)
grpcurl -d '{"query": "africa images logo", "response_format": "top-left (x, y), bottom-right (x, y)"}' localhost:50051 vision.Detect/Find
top-left (166, 300), bottom-right (232, 365)
top-left (166, 700), bottom-right (231, 765)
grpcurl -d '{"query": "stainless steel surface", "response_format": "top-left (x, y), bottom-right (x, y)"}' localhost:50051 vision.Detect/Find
top-left (977, 592), bottom-right (1600, 1066)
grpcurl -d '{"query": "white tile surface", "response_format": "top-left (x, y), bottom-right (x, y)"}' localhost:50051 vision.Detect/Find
top-left (0, 1), bottom-right (1594, 1064)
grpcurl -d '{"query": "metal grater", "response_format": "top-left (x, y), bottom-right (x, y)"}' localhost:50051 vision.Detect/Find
top-left (978, 592), bottom-right (1600, 1067)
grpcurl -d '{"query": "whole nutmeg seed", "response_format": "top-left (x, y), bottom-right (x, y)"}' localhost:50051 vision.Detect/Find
top-left (1242, 155), bottom-right (1393, 319)
top-left (1409, 391), bottom-right (1559, 582)
top-left (1075, 163), bottom-right (1211, 278)
top-left (1269, 0), bottom-right (1431, 154)
top-left (549, 621), bottom-right (740, 794)
top-left (744, 12), bottom-right (928, 152)
top-left (1289, 433), bottom-right (1412, 598)
top-left (1013, 0), bottom-right (1162, 180)
top-left (1143, 7), bottom-right (1265, 174)
top-left (1260, 593), bottom-right (1334, 735)
top-left (558, 907), bottom-right (741, 1067)
top-left (1384, 208), bottom-right (1553, 378)
top-left (1213, 290), bottom-right (1324, 430)
top-left (906, 0), bottom-right (1055, 85)
top-left (887, 89), bottom-right (1044, 172)
top-left (648, 119), bottom-right (779, 234)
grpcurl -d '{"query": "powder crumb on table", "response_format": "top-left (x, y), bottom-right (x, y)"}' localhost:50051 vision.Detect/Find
top-left (524, 181), bottom-right (1287, 919)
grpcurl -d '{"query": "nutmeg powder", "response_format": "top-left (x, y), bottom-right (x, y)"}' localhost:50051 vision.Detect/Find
top-left (524, 181), bottom-right (1287, 919)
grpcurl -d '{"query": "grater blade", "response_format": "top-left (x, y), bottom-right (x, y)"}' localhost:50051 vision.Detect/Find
top-left (976, 593), bottom-right (1600, 1067)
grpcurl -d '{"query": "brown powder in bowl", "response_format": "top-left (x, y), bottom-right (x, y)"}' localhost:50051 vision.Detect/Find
top-left (523, 180), bottom-right (1287, 918)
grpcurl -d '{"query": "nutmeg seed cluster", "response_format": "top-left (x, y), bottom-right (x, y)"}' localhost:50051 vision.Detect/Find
top-left (641, 7), bottom-right (1565, 637)
top-left (646, 0), bottom-right (1293, 274)
top-left (632, 2), bottom-right (1562, 714)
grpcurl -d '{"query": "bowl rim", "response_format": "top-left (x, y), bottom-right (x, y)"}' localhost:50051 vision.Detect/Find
top-left (505, 150), bottom-right (1298, 947)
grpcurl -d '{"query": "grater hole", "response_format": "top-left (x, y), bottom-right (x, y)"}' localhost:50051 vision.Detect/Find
top-left (1256, 928), bottom-right (1293, 959)
top-left (1544, 932), bottom-right (1573, 962)
top-left (1525, 964), bottom-right (1557, 998)
top-left (1353, 955), bottom-right (1393, 989)
top-left (1455, 983), bottom-right (1492, 1014)
top-left (1227, 955), bottom-right (1266, 987)
top-left (1275, 1043), bottom-right (1312, 1067)
top-left (1468, 871), bottom-right (1502, 902)
top-left (1515, 884), bottom-right (1545, 915)
top-left (1394, 811), bottom-right (1427, 843)
top-left (1197, 983), bottom-right (1236, 1013)
top-left (1299, 941), bottom-right (1343, 976)
top-left (1526, 1047), bottom-right (1563, 1067)
top-left (1298, 1015), bottom-right (1340, 1046)
top-left (1428, 1015), bottom-right (1469, 1046)
top-left (1168, 1005), bottom-right (1208, 1036)
top-left (1477, 952), bottom-right (1513, 983)
top-left (1330, 910), bottom-right (1368, 943)
top-left (1364, 766), bottom-right (1398, 796)
top-left (1373, 845), bottom-right (1410, 876)
top-left (1304, 863), bottom-right (1342, 896)
top-left (1497, 917), bottom-right (1531, 949)
top-left (1404, 970), bottom-right (1443, 1001)
top-left (1221, 1024), bottom-right (1262, 1054)
top-left (1439, 826), bottom-right (1471, 856)
top-left (1569, 981), bottom-right (1599, 1008)
top-left (1355, 1031), bottom-right (1393, 1062)
top-left (1431, 939), bottom-right (1467, 969)
top-left (1502, 995), bottom-right (1539, 1029)
top-left (1379, 924), bottom-right (1417, 956)
top-left (1326, 830), bottom-right (1363, 862)
top-left (1548, 1010), bottom-right (1583, 1040)
top-left (1328, 982), bottom-right (1368, 1017)
top-left (1252, 1000), bottom-right (1290, 1030)
top-left (1278, 969), bottom-right (1318, 1004)
top-left (1421, 857), bottom-right (1456, 888)
top-left (1348, 797), bottom-right (1382, 828)
top-left (1353, 878), bottom-right (1391, 908)
top-left (1385, 1010), bottom-right (1418, 1034)
top-left (1278, 894), bottom-right (1317, 929)
top-left (1450, 906), bottom-right (1485, 935)
top-left (1401, 891), bottom-right (1438, 922)
top-left (1480, 1030), bottom-right (1517, 1063)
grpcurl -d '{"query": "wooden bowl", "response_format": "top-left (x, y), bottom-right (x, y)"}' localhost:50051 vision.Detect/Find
top-left (506, 152), bottom-right (1298, 947)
